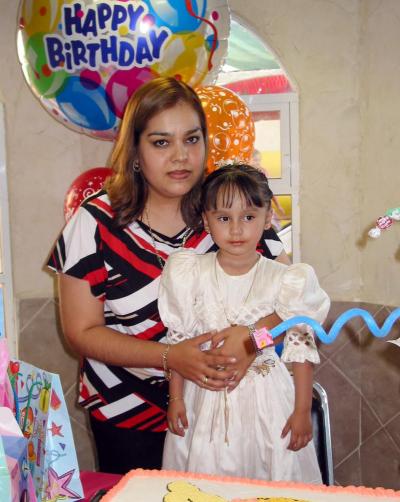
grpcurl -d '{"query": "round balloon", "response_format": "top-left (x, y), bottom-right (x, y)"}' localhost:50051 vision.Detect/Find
top-left (17, 0), bottom-right (230, 140)
top-left (196, 85), bottom-right (255, 173)
top-left (64, 167), bottom-right (113, 221)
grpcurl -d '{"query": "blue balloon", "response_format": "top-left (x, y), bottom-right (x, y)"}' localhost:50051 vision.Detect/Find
top-left (144, 0), bottom-right (207, 33)
top-left (56, 76), bottom-right (116, 131)
top-left (269, 308), bottom-right (400, 345)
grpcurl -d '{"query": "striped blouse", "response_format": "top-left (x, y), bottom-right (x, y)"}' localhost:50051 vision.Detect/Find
top-left (47, 191), bottom-right (284, 432)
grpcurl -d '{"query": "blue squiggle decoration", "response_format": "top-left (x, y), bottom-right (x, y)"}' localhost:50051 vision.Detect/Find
top-left (269, 308), bottom-right (400, 344)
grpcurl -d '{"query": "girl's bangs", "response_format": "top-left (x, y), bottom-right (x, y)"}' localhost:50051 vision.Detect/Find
top-left (207, 178), bottom-right (264, 210)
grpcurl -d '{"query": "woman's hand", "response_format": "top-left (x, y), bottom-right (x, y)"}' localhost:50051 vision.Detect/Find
top-left (281, 409), bottom-right (313, 451)
top-left (209, 325), bottom-right (256, 390)
top-left (167, 399), bottom-right (188, 437)
top-left (168, 332), bottom-right (237, 390)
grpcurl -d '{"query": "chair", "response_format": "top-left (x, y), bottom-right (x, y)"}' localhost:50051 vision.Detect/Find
top-left (311, 382), bottom-right (334, 485)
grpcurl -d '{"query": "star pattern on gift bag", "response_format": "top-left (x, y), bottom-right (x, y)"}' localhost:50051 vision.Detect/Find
top-left (49, 421), bottom-right (64, 437)
top-left (45, 467), bottom-right (81, 501)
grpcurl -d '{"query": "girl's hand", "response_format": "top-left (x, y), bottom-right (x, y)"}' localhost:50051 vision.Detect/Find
top-left (168, 333), bottom-right (237, 390)
top-left (167, 399), bottom-right (188, 437)
top-left (209, 325), bottom-right (256, 390)
top-left (281, 410), bottom-right (313, 451)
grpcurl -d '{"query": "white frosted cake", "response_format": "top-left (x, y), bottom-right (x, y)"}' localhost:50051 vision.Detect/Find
top-left (102, 469), bottom-right (400, 502)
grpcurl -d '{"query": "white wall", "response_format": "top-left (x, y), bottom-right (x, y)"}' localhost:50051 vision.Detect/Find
top-left (1, 0), bottom-right (399, 305)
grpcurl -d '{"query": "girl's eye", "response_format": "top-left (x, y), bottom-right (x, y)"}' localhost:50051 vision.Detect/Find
top-left (244, 215), bottom-right (255, 221)
top-left (217, 216), bottom-right (229, 222)
top-left (186, 135), bottom-right (200, 144)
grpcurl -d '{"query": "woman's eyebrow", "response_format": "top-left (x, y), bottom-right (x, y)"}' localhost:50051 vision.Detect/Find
top-left (147, 127), bottom-right (202, 137)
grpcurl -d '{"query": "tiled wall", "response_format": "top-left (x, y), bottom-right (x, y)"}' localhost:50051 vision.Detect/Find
top-left (18, 299), bottom-right (400, 488)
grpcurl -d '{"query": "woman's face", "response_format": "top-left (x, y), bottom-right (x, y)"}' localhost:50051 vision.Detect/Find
top-left (137, 101), bottom-right (206, 202)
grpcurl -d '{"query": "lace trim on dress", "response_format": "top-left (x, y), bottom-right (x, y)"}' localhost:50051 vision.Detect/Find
top-left (281, 327), bottom-right (320, 364)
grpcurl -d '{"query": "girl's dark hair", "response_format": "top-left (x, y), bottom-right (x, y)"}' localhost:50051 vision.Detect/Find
top-left (105, 77), bottom-right (207, 227)
top-left (196, 163), bottom-right (273, 230)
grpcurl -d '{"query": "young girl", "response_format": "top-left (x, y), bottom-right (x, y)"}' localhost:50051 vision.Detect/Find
top-left (158, 164), bottom-right (330, 482)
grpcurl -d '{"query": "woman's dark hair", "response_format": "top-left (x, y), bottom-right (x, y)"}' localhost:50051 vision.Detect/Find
top-left (196, 163), bottom-right (273, 230)
top-left (105, 77), bottom-right (207, 227)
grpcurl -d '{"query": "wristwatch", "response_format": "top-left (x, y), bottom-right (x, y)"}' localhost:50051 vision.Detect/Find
top-left (247, 324), bottom-right (274, 355)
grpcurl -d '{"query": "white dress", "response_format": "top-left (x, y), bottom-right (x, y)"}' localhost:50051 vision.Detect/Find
top-left (158, 250), bottom-right (330, 483)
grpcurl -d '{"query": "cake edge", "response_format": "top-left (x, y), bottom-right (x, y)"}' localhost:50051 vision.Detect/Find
top-left (101, 468), bottom-right (400, 501)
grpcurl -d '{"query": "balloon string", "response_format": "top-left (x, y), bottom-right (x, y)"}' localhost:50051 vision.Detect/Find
top-left (185, 0), bottom-right (218, 70)
top-left (269, 308), bottom-right (400, 344)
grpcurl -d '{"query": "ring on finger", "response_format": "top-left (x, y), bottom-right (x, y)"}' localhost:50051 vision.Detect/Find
top-left (202, 375), bottom-right (208, 385)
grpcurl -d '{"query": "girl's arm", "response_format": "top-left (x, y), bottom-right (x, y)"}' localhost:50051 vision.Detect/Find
top-left (59, 273), bottom-right (237, 389)
top-left (280, 361), bottom-right (314, 451)
top-left (167, 371), bottom-right (188, 437)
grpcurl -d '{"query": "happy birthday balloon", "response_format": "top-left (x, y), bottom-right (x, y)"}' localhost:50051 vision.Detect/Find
top-left (17, 0), bottom-right (230, 140)
top-left (196, 85), bottom-right (255, 173)
top-left (64, 167), bottom-right (113, 221)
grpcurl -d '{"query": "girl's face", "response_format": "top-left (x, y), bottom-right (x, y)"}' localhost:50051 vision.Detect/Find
top-left (203, 189), bottom-right (272, 260)
top-left (137, 102), bottom-right (206, 203)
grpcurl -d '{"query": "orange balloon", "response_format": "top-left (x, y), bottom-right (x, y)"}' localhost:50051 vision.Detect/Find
top-left (196, 85), bottom-right (255, 173)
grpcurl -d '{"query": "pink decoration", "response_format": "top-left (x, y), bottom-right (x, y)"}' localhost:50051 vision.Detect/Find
top-left (376, 215), bottom-right (393, 230)
top-left (253, 327), bottom-right (273, 350)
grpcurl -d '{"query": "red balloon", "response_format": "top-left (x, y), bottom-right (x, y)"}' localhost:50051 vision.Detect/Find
top-left (64, 167), bottom-right (113, 221)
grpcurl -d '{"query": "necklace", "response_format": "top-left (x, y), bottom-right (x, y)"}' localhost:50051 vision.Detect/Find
top-left (214, 253), bottom-right (260, 326)
top-left (144, 208), bottom-right (191, 270)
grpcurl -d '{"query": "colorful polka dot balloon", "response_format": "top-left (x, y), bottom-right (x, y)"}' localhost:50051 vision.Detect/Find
top-left (196, 85), bottom-right (255, 173)
top-left (64, 167), bottom-right (113, 221)
top-left (17, 0), bottom-right (230, 140)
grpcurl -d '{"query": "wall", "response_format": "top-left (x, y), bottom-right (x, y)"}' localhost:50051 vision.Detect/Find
top-left (0, 0), bottom-right (399, 304)
top-left (0, 1), bottom-right (112, 300)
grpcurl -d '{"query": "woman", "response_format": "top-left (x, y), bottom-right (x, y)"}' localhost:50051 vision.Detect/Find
top-left (47, 77), bottom-right (290, 474)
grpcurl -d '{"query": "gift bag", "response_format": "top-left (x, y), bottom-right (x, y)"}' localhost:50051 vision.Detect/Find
top-left (0, 339), bottom-right (14, 409)
top-left (0, 407), bottom-right (37, 502)
top-left (9, 360), bottom-right (83, 501)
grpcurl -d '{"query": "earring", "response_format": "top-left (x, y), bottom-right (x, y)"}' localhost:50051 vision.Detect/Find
top-left (133, 160), bottom-right (140, 173)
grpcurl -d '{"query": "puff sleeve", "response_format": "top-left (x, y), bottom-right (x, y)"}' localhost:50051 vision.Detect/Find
top-left (158, 249), bottom-right (202, 345)
top-left (274, 263), bottom-right (330, 364)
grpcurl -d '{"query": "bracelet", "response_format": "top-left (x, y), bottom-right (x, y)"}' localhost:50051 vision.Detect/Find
top-left (168, 396), bottom-right (183, 403)
top-left (247, 324), bottom-right (263, 355)
top-left (248, 325), bottom-right (274, 354)
top-left (162, 344), bottom-right (172, 381)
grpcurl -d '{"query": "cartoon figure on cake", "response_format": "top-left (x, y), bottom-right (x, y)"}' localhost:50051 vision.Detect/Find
top-left (163, 480), bottom-right (308, 502)
top-left (159, 164), bottom-right (330, 482)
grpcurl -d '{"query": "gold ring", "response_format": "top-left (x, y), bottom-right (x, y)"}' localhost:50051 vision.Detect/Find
top-left (202, 375), bottom-right (208, 385)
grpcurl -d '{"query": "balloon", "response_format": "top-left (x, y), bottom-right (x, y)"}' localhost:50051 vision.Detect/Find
top-left (17, 0), bottom-right (230, 140)
top-left (196, 85), bottom-right (255, 173)
top-left (64, 167), bottom-right (113, 221)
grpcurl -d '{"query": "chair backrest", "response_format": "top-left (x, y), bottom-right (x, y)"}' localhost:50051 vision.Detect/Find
top-left (312, 382), bottom-right (334, 485)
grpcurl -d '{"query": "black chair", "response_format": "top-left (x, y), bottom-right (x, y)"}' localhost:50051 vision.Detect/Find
top-left (312, 382), bottom-right (334, 485)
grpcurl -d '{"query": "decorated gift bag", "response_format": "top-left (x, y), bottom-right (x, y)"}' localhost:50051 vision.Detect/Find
top-left (9, 360), bottom-right (83, 501)
top-left (0, 407), bottom-right (37, 502)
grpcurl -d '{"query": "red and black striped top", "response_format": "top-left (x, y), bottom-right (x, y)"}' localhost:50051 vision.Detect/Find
top-left (47, 191), bottom-right (284, 432)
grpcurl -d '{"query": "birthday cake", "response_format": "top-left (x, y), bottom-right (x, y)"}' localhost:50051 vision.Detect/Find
top-left (102, 469), bottom-right (400, 502)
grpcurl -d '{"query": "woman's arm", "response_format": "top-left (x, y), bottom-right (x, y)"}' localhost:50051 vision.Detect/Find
top-left (59, 273), bottom-right (237, 389)
top-left (210, 312), bottom-right (284, 388)
top-left (280, 361), bottom-right (314, 451)
top-left (275, 249), bottom-right (291, 265)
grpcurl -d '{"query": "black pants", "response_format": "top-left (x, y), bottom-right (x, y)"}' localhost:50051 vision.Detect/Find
top-left (90, 415), bottom-right (166, 474)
